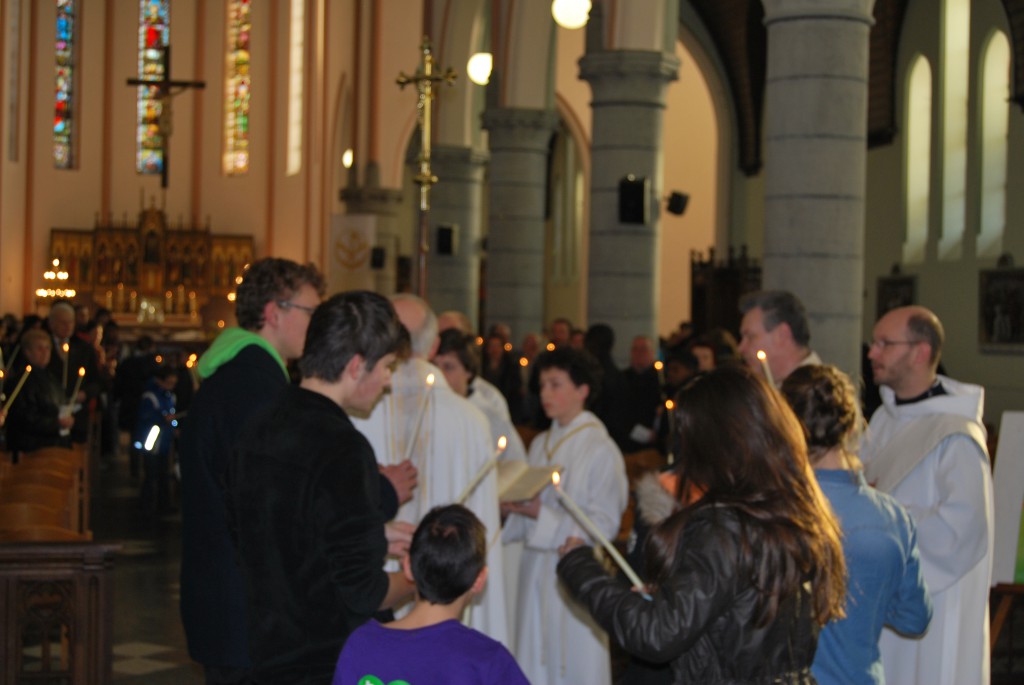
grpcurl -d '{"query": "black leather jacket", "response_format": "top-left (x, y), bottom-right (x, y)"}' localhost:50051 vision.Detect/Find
top-left (557, 505), bottom-right (820, 685)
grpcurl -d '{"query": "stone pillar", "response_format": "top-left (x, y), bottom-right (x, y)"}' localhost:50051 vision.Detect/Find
top-left (580, 50), bottom-right (679, 363)
top-left (481, 108), bottom-right (559, 341)
top-left (426, 145), bottom-right (489, 329)
top-left (761, 0), bottom-right (875, 376)
top-left (340, 162), bottom-right (403, 295)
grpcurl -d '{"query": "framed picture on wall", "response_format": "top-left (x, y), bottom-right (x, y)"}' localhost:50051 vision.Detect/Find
top-left (877, 275), bottom-right (916, 319)
top-left (979, 268), bottom-right (1024, 353)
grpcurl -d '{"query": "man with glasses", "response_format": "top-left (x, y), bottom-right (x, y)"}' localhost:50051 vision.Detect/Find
top-left (862, 305), bottom-right (992, 685)
top-left (179, 257), bottom-right (324, 684)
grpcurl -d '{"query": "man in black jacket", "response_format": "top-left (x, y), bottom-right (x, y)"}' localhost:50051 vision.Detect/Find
top-left (45, 301), bottom-right (98, 443)
top-left (227, 291), bottom-right (413, 684)
top-left (178, 258), bottom-right (324, 685)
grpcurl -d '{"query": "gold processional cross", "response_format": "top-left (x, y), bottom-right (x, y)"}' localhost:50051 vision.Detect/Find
top-left (397, 37), bottom-right (456, 297)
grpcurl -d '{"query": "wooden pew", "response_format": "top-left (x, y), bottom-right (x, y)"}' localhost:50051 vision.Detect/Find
top-left (0, 542), bottom-right (118, 684)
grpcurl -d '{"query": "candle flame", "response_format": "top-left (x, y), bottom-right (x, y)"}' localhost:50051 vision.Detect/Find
top-left (426, 373), bottom-right (435, 386)
top-left (552, 471), bottom-right (561, 486)
top-left (546, 342), bottom-right (555, 351)
top-left (475, 336), bottom-right (484, 346)
top-left (756, 350), bottom-right (767, 362)
top-left (504, 342), bottom-right (513, 352)
top-left (665, 399), bottom-right (675, 410)
top-left (498, 435), bottom-right (507, 450)
top-left (77, 367), bottom-right (85, 377)
top-left (519, 357), bottom-right (528, 367)
top-left (62, 342), bottom-right (69, 353)
top-left (25, 365), bottom-right (31, 372)
top-left (654, 360), bottom-right (664, 371)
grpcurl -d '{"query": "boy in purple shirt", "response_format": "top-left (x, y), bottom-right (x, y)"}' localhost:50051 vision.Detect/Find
top-left (334, 505), bottom-right (528, 685)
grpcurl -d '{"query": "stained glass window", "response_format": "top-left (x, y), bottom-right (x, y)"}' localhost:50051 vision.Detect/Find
top-left (54, 0), bottom-right (76, 169)
top-left (137, 0), bottom-right (169, 174)
top-left (224, 0), bottom-right (251, 174)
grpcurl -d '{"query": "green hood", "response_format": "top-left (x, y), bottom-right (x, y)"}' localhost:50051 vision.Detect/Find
top-left (197, 328), bottom-right (289, 380)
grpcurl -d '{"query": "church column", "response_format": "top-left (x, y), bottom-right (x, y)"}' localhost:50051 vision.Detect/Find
top-left (579, 50), bottom-right (679, 356)
top-left (426, 145), bottom-right (489, 328)
top-left (761, 0), bottom-right (875, 375)
top-left (481, 108), bottom-right (559, 340)
top-left (339, 162), bottom-right (403, 296)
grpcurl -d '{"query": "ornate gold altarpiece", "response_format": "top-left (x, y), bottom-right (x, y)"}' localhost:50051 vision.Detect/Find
top-left (47, 202), bottom-right (253, 331)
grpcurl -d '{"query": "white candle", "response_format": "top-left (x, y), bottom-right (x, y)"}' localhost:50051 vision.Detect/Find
top-left (553, 472), bottom-right (650, 598)
top-left (402, 373), bottom-right (435, 463)
top-left (457, 436), bottom-right (508, 504)
top-left (756, 349), bottom-right (775, 387)
top-left (2, 365), bottom-right (32, 413)
top-left (62, 342), bottom-right (70, 391)
top-left (70, 366), bottom-right (85, 403)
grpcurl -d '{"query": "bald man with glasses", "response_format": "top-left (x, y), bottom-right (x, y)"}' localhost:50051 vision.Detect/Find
top-left (862, 305), bottom-right (993, 685)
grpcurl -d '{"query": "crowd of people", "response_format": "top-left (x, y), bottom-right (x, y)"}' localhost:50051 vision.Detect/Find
top-left (0, 261), bottom-right (995, 685)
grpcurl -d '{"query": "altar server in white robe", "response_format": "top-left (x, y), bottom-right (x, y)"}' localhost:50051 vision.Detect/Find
top-left (862, 305), bottom-right (993, 685)
top-left (502, 347), bottom-right (628, 685)
top-left (437, 309), bottom-right (515, 425)
top-left (350, 294), bottom-right (509, 646)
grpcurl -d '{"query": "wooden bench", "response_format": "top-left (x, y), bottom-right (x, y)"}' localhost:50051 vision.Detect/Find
top-left (0, 542), bottom-right (119, 685)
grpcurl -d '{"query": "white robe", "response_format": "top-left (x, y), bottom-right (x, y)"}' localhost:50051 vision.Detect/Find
top-left (468, 379), bottom-right (528, 464)
top-left (503, 411), bottom-right (628, 685)
top-left (351, 357), bottom-right (509, 646)
top-left (862, 376), bottom-right (993, 685)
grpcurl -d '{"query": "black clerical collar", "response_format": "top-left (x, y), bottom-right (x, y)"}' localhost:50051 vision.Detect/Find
top-left (895, 381), bottom-right (946, 406)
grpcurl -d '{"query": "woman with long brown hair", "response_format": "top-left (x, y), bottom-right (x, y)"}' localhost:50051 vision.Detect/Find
top-left (557, 365), bottom-right (846, 683)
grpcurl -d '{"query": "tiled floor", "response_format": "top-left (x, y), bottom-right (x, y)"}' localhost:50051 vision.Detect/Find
top-left (89, 455), bottom-right (204, 684)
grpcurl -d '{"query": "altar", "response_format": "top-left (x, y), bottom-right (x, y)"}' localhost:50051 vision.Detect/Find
top-left (45, 202), bottom-right (253, 335)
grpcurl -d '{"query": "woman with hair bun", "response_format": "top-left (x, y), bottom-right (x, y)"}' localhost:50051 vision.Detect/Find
top-left (781, 364), bottom-right (931, 685)
top-left (557, 365), bottom-right (847, 684)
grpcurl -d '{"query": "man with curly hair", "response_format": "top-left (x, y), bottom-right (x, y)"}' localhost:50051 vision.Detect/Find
top-left (179, 257), bottom-right (324, 684)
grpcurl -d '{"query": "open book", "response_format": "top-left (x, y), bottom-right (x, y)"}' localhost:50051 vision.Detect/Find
top-left (497, 460), bottom-right (561, 502)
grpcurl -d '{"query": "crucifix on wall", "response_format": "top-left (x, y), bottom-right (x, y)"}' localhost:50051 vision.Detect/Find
top-left (126, 46), bottom-right (205, 188)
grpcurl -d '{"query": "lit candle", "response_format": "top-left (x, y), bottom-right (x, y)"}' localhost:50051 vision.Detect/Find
top-left (552, 472), bottom-right (651, 599)
top-left (2, 365), bottom-right (32, 413)
top-left (186, 356), bottom-right (200, 387)
top-left (457, 436), bottom-right (508, 504)
top-left (70, 366), bottom-right (86, 403)
top-left (62, 342), bottom-right (70, 391)
top-left (756, 349), bottom-right (775, 387)
top-left (402, 373), bottom-right (436, 463)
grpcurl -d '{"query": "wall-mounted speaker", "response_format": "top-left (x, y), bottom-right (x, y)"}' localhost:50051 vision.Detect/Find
top-left (370, 246), bottom-right (386, 269)
top-left (437, 225), bottom-right (458, 255)
top-left (619, 175), bottom-right (649, 224)
top-left (667, 191), bottom-right (689, 216)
